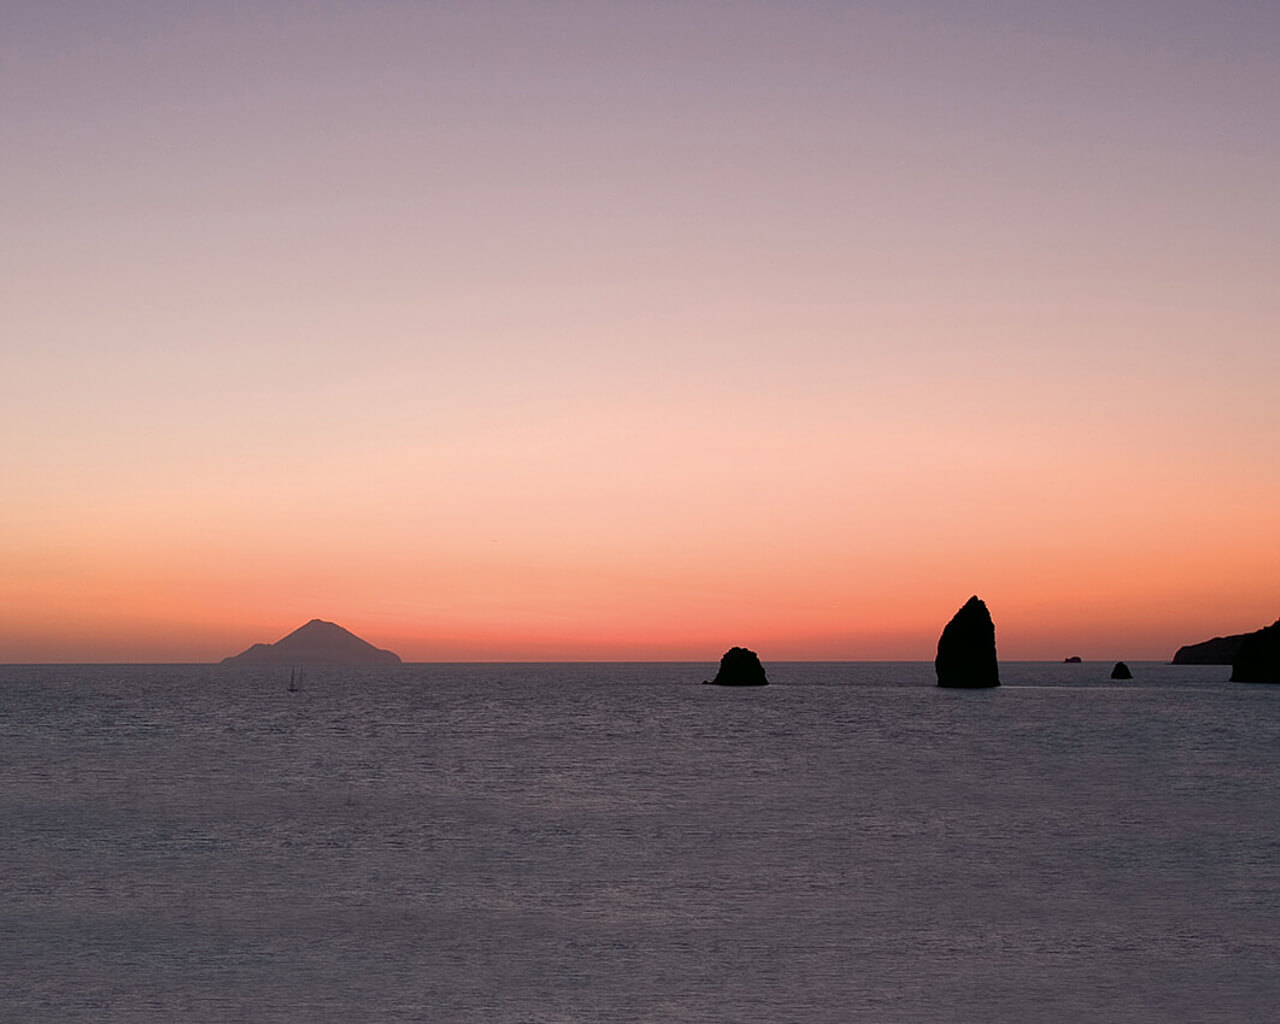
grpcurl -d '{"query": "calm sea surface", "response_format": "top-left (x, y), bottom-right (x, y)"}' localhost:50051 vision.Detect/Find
top-left (2, 661), bottom-right (1277, 1022)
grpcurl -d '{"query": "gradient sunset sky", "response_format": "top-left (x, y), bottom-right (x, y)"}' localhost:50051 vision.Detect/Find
top-left (3, 1), bottom-right (1277, 662)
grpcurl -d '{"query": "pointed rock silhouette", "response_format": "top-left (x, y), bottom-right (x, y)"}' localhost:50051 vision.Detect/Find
top-left (935, 596), bottom-right (999, 688)
top-left (1110, 661), bottom-right (1133, 680)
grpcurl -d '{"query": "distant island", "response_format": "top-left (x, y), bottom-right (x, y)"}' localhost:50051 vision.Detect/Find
top-left (221, 619), bottom-right (402, 666)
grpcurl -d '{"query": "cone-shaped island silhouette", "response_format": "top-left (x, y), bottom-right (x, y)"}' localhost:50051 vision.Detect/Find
top-left (1110, 661), bottom-right (1133, 680)
top-left (935, 596), bottom-right (999, 688)
top-left (221, 619), bottom-right (402, 666)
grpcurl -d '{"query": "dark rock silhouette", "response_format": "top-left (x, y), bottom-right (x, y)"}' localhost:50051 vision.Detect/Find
top-left (221, 619), bottom-right (402, 666)
top-left (1230, 619), bottom-right (1280, 683)
top-left (704, 646), bottom-right (769, 686)
top-left (1064, 656), bottom-right (1082, 663)
top-left (1110, 661), bottom-right (1132, 680)
top-left (935, 596), bottom-right (999, 688)
top-left (1172, 633), bottom-right (1247, 665)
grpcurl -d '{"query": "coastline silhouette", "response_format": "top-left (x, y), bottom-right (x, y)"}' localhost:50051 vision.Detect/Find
top-left (1172, 632), bottom-right (1249, 665)
top-left (1230, 619), bottom-right (1280, 683)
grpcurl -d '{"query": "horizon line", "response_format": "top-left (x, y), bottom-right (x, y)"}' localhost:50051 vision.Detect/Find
top-left (1, 657), bottom-right (1180, 667)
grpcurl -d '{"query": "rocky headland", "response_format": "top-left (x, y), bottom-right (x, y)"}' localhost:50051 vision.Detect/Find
top-left (1171, 633), bottom-right (1248, 665)
top-left (221, 619), bottom-right (402, 666)
top-left (1230, 619), bottom-right (1280, 683)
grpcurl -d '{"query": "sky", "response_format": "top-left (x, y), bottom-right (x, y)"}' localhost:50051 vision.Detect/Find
top-left (2, 0), bottom-right (1277, 662)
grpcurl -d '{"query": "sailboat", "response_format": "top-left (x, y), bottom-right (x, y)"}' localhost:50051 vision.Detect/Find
top-left (287, 668), bottom-right (300, 693)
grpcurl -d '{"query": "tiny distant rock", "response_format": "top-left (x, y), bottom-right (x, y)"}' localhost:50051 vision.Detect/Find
top-left (221, 619), bottom-right (402, 666)
top-left (704, 647), bottom-right (769, 686)
top-left (1110, 661), bottom-right (1133, 680)
top-left (935, 596), bottom-right (1000, 688)
top-left (1230, 618), bottom-right (1280, 684)
top-left (1064, 656), bottom-right (1082, 663)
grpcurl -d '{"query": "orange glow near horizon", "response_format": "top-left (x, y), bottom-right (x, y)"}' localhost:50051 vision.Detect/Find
top-left (5, 455), bottom-right (1278, 663)
top-left (6, 362), bottom-right (1279, 663)
top-left (5, 357), bottom-right (1280, 662)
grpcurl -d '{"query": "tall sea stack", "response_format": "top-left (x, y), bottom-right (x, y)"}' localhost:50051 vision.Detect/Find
top-left (1230, 619), bottom-right (1280, 683)
top-left (935, 596), bottom-right (1000, 688)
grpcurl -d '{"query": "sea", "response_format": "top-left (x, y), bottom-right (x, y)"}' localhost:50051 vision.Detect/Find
top-left (2, 661), bottom-right (1277, 1023)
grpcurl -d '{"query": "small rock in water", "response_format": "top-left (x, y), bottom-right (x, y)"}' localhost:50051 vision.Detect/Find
top-left (705, 646), bottom-right (769, 686)
top-left (1110, 661), bottom-right (1133, 680)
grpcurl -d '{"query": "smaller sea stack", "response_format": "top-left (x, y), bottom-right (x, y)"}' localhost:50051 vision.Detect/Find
top-left (705, 647), bottom-right (769, 686)
top-left (935, 596), bottom-right (999, 688)
top-left (1110, 661), bottom-right (1132, 680)
top-left (1230, 619), bottom-right (1280, 683)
